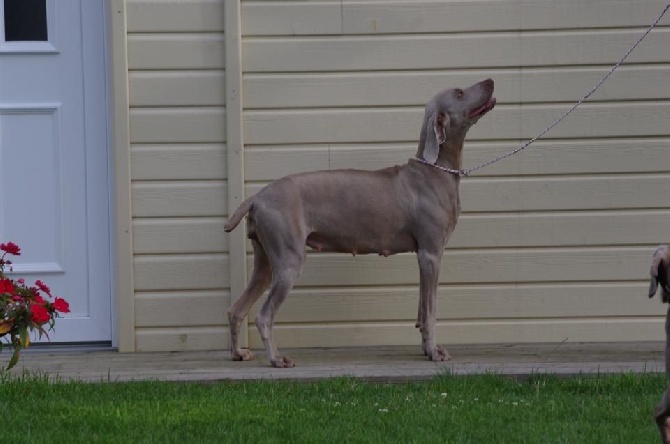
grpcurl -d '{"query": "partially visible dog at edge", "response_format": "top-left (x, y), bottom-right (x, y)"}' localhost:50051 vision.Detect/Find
top-left (650, 245), bottom-right (670, 443)
top-left (224, 79), bottom-right (496, 368)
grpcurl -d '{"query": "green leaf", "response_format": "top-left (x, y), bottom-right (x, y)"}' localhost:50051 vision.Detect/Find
top-left (37, 325), bottom-right (50, 341)
top-left (19, 327), bottom-right (29, 348)
top-left (6, 349), bottom-right (19, 370)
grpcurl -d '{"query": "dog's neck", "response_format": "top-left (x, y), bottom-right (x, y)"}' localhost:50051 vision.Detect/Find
top-left (436, 138), bottom-right (465, 172)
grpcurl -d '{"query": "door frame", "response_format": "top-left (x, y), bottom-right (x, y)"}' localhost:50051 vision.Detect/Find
top-left (80, 0), bottom-right (116, 344)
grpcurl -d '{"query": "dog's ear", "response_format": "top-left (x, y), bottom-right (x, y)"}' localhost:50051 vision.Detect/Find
top-left (422, 111), bottom-right (449, 164)
top-left (649, 273), bottom-right (659, 299)
top-left (649, 246), bottom-right (670, 300)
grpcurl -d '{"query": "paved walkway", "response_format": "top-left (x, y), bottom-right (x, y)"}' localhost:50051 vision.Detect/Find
top-left (1, 342), bottom-right (665, 383)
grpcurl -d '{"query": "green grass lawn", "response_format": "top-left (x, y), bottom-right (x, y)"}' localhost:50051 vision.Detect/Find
top-left (0, 371), bottom-right (664, 443)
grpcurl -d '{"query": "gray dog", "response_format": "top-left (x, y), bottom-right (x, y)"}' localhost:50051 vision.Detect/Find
top-left (651, 245), bottom-right (670, 442)
top-left (225, 79), bottom-right (496, 367)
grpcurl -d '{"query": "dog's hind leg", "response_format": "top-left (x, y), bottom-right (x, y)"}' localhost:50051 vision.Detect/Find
top-left (254, 247), bottom-right (305, 368)
top-left (416, 302), bottom-right (426, 352)
top-left (228, 238), bottom-right (272, 361)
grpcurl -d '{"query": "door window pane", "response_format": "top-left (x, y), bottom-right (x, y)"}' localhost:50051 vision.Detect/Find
top-left (4, 0), bottom-right (48, 42)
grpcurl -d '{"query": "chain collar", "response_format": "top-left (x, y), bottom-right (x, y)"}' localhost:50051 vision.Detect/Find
top-left (414, 157), bottom-right (469, 177)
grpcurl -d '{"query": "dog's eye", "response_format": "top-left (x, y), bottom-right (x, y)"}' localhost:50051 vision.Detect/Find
top-left (456, 89), bottom-right (464, 100)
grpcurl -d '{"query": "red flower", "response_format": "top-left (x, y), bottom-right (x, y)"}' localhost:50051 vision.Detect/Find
top-left (12, 295), bottom-right (23, 302)
top-left (0, 279), bottom-right (14, 294)
top-left (53, 297), bottom-right (70, 314)
top-left (0, 242), bottom-right (21, 256)
top-left (17, 278), bottom-right (25, 285)
top-left (30, 304), bottom-right (50, 325)
top-left (34, 295), bottom-right (46, 305)
top-left (35, 280), bottom-right (52, 296)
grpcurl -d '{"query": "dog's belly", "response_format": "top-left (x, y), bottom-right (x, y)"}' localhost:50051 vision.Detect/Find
top-left (306, 231), bottom-right (417, 256)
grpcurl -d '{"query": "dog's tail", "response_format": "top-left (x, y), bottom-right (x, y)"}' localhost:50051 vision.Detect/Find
top-left (224, 197), bottom-right (254, 232)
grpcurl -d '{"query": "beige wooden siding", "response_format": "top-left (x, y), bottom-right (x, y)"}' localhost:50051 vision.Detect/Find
top-left (240, 0), bottom-right (670, 349)
top-left (122, 0), bottom-right (669, 353)
top-left (127, 0), bottom-right (229, 351)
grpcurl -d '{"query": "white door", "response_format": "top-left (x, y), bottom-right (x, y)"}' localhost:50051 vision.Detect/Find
top-left (0, 0), bottom-right (112, 343)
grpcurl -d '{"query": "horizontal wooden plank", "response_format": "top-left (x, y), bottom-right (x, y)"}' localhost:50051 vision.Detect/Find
top-left (245, 146), bottom-right (330, 179)
top-left (135, 290), bottom-right (230, 327)
top-left (130, 71), bottom-right (225, 107)
top-left (245, 174), bottom-right (670, 213)
top-left (130, 108), bottom-right (226, 144)
top-left (134, 254), bottom-right (229, 291)
top-left (131, 144), bottom-right (227, 181)
top-left (128, 34), bottom-right (225, 70)
top-left (244, 65), bottom-right (670, 109)
top-left (256, 283), bottom-right (662, 324)
top-left (133, 218), bottom-right (229, 254)
top-left (132, 181), bottom-right (227, 217)
top-left (452, 210), bottom-right (670, 248)
top-left (244, 138), bottom-right (670, 180)
top-left (250, 318), bottom-right (665, 348)
top-left (330, 140), bottom-right (670, 178)
top-left (242, 29), bottom-right (669, 72)
top-left (241, 1), bottom-right (342, 36)
top-left (462, 175), bottom-right (670, 212)
top-left (247, 247), bottom-right (655, 287)
top-left (127, 0), bottom-right (225, 33)
top-left (240, 0), bottom-right (668, 36)
top-left (341, 0), bottom-right (670, 35)
top-left (136, 327), bottom-right (229, 352)
top-left (243, 102), bottom-right (670, 145)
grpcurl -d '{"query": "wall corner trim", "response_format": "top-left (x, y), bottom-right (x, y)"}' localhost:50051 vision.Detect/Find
top-left (224, 0), bottom-right (249, 346)
top-left (108, 0), bottom-right (135, 352)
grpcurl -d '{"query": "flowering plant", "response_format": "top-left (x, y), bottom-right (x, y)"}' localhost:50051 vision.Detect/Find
top-left (0, 242), bottom-right (70, 370)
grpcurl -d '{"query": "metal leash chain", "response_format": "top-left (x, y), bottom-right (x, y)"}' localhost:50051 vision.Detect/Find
top-left (423, 3), bottom-right (670, 177)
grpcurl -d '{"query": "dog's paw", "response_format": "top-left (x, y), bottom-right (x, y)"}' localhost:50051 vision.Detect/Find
top-left (427, 346), bottom-right (451, 362)
top-left (232, 349), bottom-right (255, 361)
top-left (270, 356), bottom-right (295, 368)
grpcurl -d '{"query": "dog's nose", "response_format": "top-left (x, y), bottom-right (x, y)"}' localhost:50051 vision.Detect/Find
top-left (482, 78), bottom-right (494, 90)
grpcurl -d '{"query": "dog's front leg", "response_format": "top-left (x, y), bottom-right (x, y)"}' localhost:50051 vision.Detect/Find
top-left (417, 249), bottom-right (450, 361)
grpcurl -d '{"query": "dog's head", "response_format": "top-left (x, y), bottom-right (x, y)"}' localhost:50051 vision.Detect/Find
top-left (420, 79), bottom-right (496, 164)
top-left (649, 245), bottom-right (670, 303)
